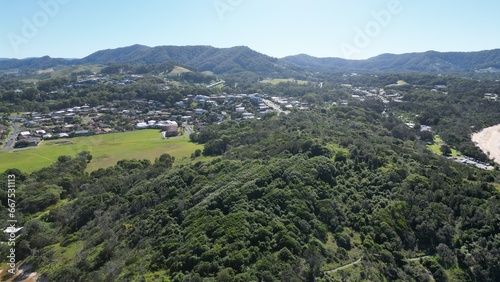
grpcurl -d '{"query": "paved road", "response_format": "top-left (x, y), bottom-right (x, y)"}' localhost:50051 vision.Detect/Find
top-left (262, 99), bottom-right (286, 115)
top-left (183, 124), bottom-right (193, 135)
top-left (2, 122), bottom-right (21, 151)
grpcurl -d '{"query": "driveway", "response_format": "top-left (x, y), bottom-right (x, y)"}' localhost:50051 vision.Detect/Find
top-left (183, 124), bottom-right (193, 135)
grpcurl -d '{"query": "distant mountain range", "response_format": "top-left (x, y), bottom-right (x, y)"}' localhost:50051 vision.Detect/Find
top-left (281, 50), bottom-right (500, 74)
top-left (1, 45), bottom-right (500, 76)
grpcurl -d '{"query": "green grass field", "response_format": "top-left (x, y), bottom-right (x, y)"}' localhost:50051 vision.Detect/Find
top-left (427, 135), bottom-right (460, 157)
top-left (260, 78), bottom-right (309, 85)
top-left (0, 130), bottom-right (203, 173)
top-left (19, 78), bottom-right (40, 83)
top-left (51, 65), bottom-right (103, 78)
top-left (168, 66), bottom-right (192, 75)
top-left (386, 80), bottom-right (409, 88)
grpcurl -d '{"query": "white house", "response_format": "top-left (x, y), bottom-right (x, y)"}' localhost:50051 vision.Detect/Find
top-left (136, 122), bottom-right (148, 129)
top-left (242, 113), bottom-right (255, 119)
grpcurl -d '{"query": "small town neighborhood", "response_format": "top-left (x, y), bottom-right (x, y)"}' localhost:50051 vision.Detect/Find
top-left (1, 72), bottom-right (497, 175)
top-left (2, 92), bottom-right (310, 150)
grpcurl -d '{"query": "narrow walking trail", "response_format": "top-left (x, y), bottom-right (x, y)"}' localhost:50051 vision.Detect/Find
top-left (324, 255), bottom-right (363, 275)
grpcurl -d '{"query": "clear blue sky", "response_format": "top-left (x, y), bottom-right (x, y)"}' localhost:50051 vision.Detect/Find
top-left (1, 0), bottom-right (499, 59)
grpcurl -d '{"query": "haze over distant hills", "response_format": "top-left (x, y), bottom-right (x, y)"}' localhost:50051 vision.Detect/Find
top-left (1, 44), bottom-right (499, 76)
top-left (281, 50), bottom-right (500, 74)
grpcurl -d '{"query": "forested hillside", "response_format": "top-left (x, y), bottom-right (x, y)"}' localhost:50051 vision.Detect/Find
top-left (281, 49), bottom-right (500, 75)
top-left (0, 45), bottom-right (289, 78)
top-left (80, 45), bottom-right (284, 76)
top-left (2, 45), bottom-right (500, 78)
top-left (2, 107), bottom-right (499, 281)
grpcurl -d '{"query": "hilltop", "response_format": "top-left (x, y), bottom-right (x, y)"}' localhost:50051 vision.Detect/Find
top-left (0, 45), bottom-right (288, 78)
top-left (1, 45), bottom-right (500, 77)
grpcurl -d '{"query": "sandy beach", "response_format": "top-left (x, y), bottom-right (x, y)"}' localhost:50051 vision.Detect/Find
top-left (472, 124), bottom-right (500, 164)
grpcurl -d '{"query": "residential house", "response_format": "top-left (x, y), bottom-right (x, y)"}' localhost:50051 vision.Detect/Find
top-left (72, 130), bottom-right (90, 136)
top-left (27, 138), bottom-right (42, 146)
top-left (136, 122), bottom-right (148, 129)
top-left (242, 113), bottom-right (255, 119)
top-left (160, 122), bottom-right (179, 137)
top-left (20, 131), bottom-right (31, 137)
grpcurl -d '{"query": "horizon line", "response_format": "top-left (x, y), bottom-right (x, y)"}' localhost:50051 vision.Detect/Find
top-left (1, 44), bottom-right (499, 61)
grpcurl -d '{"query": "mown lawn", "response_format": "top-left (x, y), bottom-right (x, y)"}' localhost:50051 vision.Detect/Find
top-left (0, 130), bottom-right (203, 173)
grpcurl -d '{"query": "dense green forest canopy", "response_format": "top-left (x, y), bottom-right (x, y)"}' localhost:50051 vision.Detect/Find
top-left (1, 105), bottom-right (499, 281)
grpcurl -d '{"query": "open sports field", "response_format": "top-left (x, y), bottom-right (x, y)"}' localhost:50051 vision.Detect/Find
top-left (0, 130), bottom-right (203, 173)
